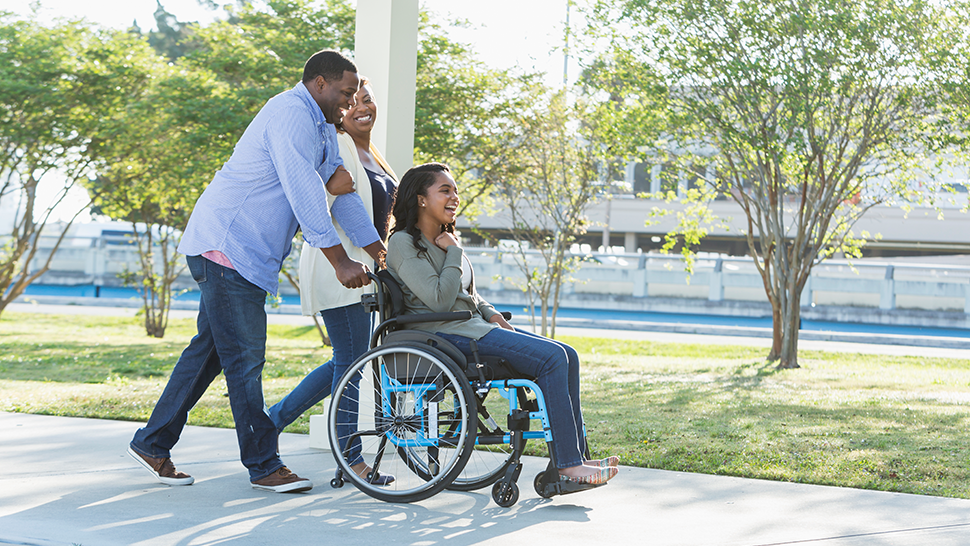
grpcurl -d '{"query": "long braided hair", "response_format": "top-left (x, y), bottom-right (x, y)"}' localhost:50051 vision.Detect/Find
top-left (389, 162), bottom-right (454, 258)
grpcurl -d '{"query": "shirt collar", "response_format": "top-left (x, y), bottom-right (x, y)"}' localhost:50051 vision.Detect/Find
top-left (294, 81), bottom-right (327, 128)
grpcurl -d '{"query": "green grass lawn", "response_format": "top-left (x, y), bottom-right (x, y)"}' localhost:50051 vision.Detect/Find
top-left (2, 311), bottom-right (969, 499)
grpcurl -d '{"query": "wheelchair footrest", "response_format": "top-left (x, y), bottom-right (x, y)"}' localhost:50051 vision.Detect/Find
top-left (534, 459), bottom-right (609, 499)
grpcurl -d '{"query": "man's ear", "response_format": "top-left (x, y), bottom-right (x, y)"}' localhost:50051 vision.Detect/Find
top-left (313, 75), bottom-right (327, 92)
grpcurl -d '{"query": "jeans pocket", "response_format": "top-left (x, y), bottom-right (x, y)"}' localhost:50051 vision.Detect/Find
top-left (187, 255), bottom-right (208, 284)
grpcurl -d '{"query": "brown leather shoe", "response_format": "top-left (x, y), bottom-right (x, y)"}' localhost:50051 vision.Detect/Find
top-left (128, 446), bottom-right (194, 485)
top-left (251, 467), bottom-right (312, 493)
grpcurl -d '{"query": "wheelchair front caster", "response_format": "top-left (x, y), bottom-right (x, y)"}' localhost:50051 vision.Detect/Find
top-left (491, 480), bottom-right (519, 507)
top-left (331, 469), bottom-right (345, 489)
top-left (533, 472), bottom-right (554, 498)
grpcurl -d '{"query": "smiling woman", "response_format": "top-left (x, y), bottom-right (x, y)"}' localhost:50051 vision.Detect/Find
top-left (384, 162), bottom-right (621, 488)
top-left (268, 74), bottom-right (400, 485)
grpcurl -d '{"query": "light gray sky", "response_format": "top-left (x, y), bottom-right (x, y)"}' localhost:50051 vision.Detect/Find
top-left (4, 0), bottom-right (578, 85)
top-left (2, 0), bottom-right (578, 220)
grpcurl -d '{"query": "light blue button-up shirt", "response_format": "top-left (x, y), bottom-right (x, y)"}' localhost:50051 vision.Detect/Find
top-left (178, 82), bottom-right (380, 295)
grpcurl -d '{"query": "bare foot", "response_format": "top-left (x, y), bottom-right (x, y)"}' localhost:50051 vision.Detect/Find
top-left (585, 456), bottom-right (620, 467)
top-left (350, 462), bottom-right (373, 478)
top-left (559, 463), bottom-right (604, 479)
top-left (559, 463), bottom-right (619, 485)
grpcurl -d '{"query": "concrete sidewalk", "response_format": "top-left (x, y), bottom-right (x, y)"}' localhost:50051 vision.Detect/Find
top-left (2, 412), bottom-right (970, 546)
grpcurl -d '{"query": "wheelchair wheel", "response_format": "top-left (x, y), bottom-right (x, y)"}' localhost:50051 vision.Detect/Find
top-left (328, 344), bottom-right (476, 503)
top-left (447, 384), bottom-right (535, 491)
top-left (447, 443), bottom-right (516, 491)
top-left (491, 480), bottom-right (520, 507)
top-left (445, 395), bottom-right (517, 491)
top-left (399, 400), bottom-right (516, 492)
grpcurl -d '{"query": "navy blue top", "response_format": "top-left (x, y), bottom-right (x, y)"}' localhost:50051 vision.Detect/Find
top-left (365, 166), bottom-right (398, 242)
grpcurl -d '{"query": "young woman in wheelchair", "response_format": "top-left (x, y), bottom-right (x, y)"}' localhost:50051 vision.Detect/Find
top-left (384, 162), bottom-right (619, 486)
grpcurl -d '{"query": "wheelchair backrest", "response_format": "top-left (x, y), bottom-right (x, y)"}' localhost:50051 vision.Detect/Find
top-left (375, 269), bottom-right (406, 322)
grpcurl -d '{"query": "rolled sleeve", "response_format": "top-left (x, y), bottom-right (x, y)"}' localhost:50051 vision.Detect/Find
top-left (476, 299), bottom-right (499, 322)
top-left (331, 193), bottom-right (381, 248)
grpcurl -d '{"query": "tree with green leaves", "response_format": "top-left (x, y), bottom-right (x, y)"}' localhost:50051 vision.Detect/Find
top-left (589, 0), bottom-right (970, 368)
top-left (494, 89), bottom-right (604, 338)
top-left (86, 58), bottom-right (230, 338)
top-left (146, 1), bottom-right (202, 61)
top-left (0, 16), bottom-right (151, 318)
top-left (412, 12), bottom-right (536, 219)
top-left (88, 0), bottom-right (356, 338)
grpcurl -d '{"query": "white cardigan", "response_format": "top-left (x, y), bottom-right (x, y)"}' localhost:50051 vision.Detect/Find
top-left (298, 131), bottom-right (398, 315)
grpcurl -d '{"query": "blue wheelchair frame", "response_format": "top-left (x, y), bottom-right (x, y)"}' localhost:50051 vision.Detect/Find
top-left (329, 271), bottom-right (597, 506)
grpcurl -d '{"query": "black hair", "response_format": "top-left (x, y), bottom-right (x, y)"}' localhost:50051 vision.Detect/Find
top-left (302, 50), bottom-right (357, 84)
top-left (335, 77), bottom-right (370, 133)
top-left (390, 162), bottom-right (454, 258)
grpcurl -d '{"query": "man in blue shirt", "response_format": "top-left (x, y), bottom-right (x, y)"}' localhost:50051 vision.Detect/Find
top-left (128, 50), bottom-right (382, 493)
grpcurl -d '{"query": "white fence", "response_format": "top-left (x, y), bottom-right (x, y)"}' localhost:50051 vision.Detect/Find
top-left (466, 249), bottom-right (970, 314)
top-left (19, 234), bottom-right (970, 314)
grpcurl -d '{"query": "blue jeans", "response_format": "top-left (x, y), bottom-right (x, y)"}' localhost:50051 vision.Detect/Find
top-left (130, 255), bottom-right (283, 482)
top-left (268, 302), bottom-right (371, 466)
top-left (435, 327), bottom-right (586, 469)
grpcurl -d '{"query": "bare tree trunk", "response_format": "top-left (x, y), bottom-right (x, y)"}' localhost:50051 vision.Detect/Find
top-left (0, 186), bottom-right (86, 319)
top-left (768, 304), bottom-right (783, 361)
top-left (550, 269), bottom-right (562, 340)
top-left (311, 315), bottom-right (330, 346)
top-left (777, 296), bottom-right (801, 369)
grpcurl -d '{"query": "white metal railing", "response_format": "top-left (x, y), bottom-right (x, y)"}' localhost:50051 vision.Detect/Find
top-left (465, 247), bottom-right (970, 314)
top-left (17, 235), bottom-right (970, 313)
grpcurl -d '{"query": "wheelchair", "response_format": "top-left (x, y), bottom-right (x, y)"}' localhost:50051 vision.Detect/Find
top-left (325, 270), bottom-right (602, 507)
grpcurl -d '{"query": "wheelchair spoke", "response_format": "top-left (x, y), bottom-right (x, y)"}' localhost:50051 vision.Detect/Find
top-left (328, 344), bottom-right (476, 503)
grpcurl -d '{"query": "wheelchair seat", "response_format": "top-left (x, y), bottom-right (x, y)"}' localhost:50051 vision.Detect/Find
top-left (372, 270), bottom-right (524, 382)
top-left (382, 330), bottom-right (468, 369)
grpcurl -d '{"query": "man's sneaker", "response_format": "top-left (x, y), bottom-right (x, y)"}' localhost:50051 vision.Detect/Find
top-left (251, 467), bottom-right (312, 493)
top-left (127, 446), bottom-right (194, 486)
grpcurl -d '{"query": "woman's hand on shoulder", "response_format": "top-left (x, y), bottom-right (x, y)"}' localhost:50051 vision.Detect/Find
top-left (434, 232), bottom-right (461, 250)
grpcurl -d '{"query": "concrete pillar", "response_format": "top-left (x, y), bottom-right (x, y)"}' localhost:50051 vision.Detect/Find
top-left (353, 0), bottom-right (419, 176)
top-left (601, 196), bottom-right (611, 251)
top-left (965, 282), bottom-right (970, 315)
top-left (633, 254), bottom-right (648, 297)
top-left (708, 258), bottom-right (724, 301)
top-left (310, 0), bottom-right (419, 447)
top-left (879, 265), bottom-right (896, 310)
top-left (624, 232), bottom-right (637, 253)
top-left (650, 164), bottom-right (662, 194)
